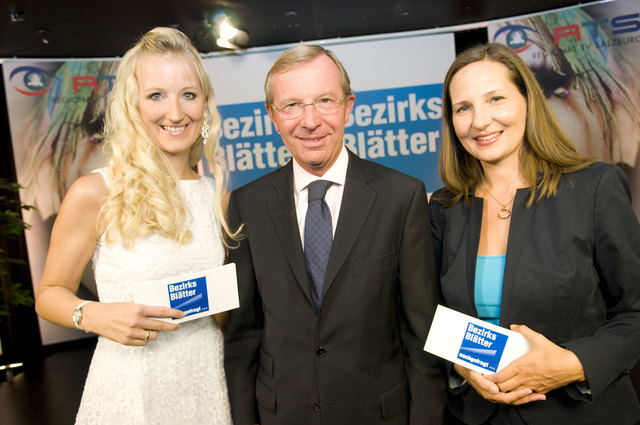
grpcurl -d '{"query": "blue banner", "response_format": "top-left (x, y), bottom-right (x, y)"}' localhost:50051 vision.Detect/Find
top-left (218, 83), bottom-right (443, 193)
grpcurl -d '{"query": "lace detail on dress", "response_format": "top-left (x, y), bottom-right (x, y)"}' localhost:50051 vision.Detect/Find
top-left (75, 170), bottom-right (231, 425)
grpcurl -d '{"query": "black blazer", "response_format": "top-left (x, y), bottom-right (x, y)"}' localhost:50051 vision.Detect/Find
top-left (429, 162), bottom-right (640, 425)
top-left (224, 150), bottom-right (446, 425)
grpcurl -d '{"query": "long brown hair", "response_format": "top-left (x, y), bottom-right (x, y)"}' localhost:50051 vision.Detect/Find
top-left (436, 43), bottom-right (592, 207)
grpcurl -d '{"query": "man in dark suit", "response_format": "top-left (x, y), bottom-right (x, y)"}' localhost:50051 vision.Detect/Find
top-left (224, 44), bottom-right (446, 425)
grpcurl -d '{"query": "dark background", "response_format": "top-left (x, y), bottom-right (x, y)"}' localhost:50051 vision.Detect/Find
top-left (1, 0), bottom-right (593, 57)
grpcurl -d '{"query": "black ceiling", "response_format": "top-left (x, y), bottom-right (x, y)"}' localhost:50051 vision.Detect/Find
top-left (0, 0), bottom-right (597, 58)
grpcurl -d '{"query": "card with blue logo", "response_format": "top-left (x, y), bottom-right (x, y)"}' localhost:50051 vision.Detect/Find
top-left (167, 275), bottom-right (210, 317)
top-left (423, 305), bottom-right (529, 374)
top-left (133, 263), bottom-right (239, 323)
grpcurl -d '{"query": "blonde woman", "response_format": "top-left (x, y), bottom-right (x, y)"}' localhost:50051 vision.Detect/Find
top-left (35, 27), bottom-right (237, 424)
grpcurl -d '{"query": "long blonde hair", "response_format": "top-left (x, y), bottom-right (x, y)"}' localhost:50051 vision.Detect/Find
top-left (437, 43), bottom-right (593, 207)
top-left (100, 27), bottom-right (238, 248)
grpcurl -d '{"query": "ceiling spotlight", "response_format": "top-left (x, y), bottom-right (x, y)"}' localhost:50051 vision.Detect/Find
top-left (38, 29), bottom-right (51, 45)
top-left (219, 18), bottom-right (238, 40)
top-left (216, 38), bottom-right (239, 50)
top-left (211, 11), bottom-right (248, 50)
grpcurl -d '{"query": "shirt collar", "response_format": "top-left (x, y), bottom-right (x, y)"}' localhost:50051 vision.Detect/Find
top-left (293, 145), bottom-right (349, 193)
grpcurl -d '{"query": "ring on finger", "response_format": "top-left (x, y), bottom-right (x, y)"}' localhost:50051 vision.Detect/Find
top-left (144, 329), bottom-right (150, 342)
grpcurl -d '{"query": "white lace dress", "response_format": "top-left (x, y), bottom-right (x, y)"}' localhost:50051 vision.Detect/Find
top-left (75, 170), bottom-right (232, 425)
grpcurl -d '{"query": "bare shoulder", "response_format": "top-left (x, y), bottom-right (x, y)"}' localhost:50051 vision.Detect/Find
top-left (56, 173), bottom-right (107, 227)
top-left (62, 172), bottom-right (107, 208)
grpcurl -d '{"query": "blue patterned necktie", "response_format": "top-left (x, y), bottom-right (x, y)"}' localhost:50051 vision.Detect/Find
top-left (304, 180), bottom-right (333, 307)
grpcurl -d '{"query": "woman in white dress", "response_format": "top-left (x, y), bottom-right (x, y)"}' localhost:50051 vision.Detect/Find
top-left (35, 27), bottom-right (239, 424)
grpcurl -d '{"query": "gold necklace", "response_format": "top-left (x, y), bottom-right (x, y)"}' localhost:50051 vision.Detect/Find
top-left (483, 186), bottom-right (515, 219)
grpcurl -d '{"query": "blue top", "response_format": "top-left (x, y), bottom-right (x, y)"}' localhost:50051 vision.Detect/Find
top-left (474, 255), bottom-right (506, 325)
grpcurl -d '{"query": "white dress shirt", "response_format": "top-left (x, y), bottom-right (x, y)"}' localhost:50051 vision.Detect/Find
top-left (293, 146), bottom-right (349, 246)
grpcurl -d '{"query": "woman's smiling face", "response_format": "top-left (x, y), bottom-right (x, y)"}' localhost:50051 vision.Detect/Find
top-left (449, 59), bottom-right (528, 168)
top-left (137, 52), bottom-right (206, 160)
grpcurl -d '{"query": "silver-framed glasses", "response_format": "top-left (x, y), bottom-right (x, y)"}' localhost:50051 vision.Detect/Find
top-left (271, 96), bottom-right (345, 119)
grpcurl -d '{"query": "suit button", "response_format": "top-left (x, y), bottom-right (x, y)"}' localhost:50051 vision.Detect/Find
top-left (316, 347), bottom-right (327, 357)
top-left (313, 403), bottom-right (321, 412)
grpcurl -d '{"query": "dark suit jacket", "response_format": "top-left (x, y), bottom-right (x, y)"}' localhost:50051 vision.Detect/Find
top-left (224, 150), bottom-right (446, 425)
top-left (429, 163), bottom-right (640, 425)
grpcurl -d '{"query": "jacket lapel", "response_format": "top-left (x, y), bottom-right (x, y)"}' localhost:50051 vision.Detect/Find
top-left (500, 188), bottom-right (533, 323)
top-left (266, 163), bottom-right (316, 306)
top-left (323, 152), bottom-right (376, 297)
top-left (465, 195), bottom-right (484, 316)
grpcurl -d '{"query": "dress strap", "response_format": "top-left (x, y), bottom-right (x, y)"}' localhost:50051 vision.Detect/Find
top-left (91, 167), bottom-right (110, 186)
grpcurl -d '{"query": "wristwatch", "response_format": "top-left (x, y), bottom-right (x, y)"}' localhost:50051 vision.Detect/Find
top-left (72, 300), bottom-right (93, 332)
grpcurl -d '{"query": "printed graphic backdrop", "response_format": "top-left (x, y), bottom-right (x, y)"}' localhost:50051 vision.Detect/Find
top-left (2, 32), bottom-right (455, 345)
top-left (6, 0), bottom-right (640, 345)
top-left (3, 60), bottom-right (118, 345)
top-left (489, 0), bottom-right (640, 217)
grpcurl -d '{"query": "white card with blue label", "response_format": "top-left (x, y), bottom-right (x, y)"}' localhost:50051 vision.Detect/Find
top-left (423, 305), bottom-right (530, 374)
top-left (132, 263), bottom-right (239, 324)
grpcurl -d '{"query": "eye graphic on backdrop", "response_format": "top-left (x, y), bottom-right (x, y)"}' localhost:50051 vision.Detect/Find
top-left (9, 66), bottom-right (59, 96)
top-left (492, 25), bottom-right (539, 53)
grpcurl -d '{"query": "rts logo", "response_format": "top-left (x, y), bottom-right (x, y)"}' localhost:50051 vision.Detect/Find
top-left (9, 66), bottom-right (59, 96)
top-left (493, 11), bottom-right (640, 54)
top-left (9, 65), bottom-right (115, 97)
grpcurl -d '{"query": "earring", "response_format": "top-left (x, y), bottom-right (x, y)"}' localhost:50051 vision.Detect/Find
top-left (201, 119), bottom-right (210, 144)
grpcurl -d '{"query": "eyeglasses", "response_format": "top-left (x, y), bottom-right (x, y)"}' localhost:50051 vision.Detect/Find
top-left (271, 96), bottom-right (345, 119)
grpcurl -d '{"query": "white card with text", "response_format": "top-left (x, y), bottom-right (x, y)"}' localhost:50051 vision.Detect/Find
top-left (133, 263), bottom-right (239, 324)
top-left (424, 305), bottom-right (530, 374)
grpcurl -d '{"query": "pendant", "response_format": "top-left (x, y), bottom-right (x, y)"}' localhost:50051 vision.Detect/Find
top-left (498, 205), bottom-right (511, 219)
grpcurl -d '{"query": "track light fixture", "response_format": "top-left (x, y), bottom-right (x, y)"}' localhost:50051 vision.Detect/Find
top-left (38, 29), bottom-right (51, 45)
top-left (9, 10), bottom-right (25, 23)
top-left (211, 11), bottom-right (248, 50)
